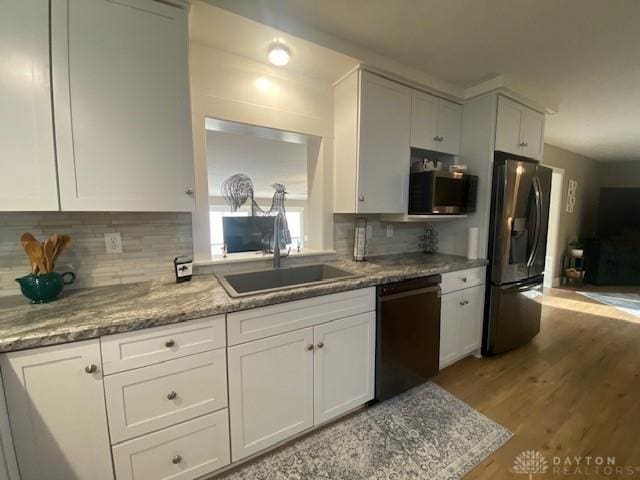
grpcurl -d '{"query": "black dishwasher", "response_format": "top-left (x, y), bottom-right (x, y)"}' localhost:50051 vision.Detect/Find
top-left (375, 275), bottom-right (441, 401)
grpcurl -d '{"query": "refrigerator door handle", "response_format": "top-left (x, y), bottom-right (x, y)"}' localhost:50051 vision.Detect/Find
top-left (502, 279), bottom-right (543, 293)
top-left (527, 175), bottom-right (543, 267)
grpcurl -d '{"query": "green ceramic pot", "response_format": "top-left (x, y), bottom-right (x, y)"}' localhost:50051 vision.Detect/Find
top-left (15, 272), bottom-right (76, 304)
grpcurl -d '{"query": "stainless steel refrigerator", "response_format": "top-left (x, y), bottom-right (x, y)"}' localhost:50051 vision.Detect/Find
top-left (483, 151), bottom-right (552, 355)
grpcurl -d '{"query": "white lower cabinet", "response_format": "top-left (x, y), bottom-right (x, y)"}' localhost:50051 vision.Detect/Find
top-left (313, 312), bottom-right (375, 425)
top-left (104, 349), bottom-right (228, 443)
top-left (439, 284), bottom-right (485, 369)
top-left (1, 339), bottom-right (114, 480)
top-left (112, 410), bottom-right (230, 480)
top-left (228, 328), bottom-right (315, 461)
top-left (228, 309), bottom-right (376, 462)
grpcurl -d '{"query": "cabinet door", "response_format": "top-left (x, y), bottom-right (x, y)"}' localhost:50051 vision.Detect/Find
top-left (410, 90), bottom-right (438, 151)
top-left (313, 312), bottom-right (375, 425)
top-left (439, 292), bottom-right (460, 369)
top-left (0, 0), bottom-right (58, 211)
top-left (52, 0), bottom-right (194, 212)
top-left (495, 96), bottom-right (523, 155)
top-left (437, 99), bottom-right (462, 155)
top-left (228, 328), bottom-right (314, 461)
top-left (457, 285), bottom-right (485, 355)
top-left (357, 71), bottom-right (411, 213)
top-left (521, 109), bottom-right (545, 160)
top-left (1, 340), bottom-right (113, 480)
top-left (0, 371), bottom-right (19, 480)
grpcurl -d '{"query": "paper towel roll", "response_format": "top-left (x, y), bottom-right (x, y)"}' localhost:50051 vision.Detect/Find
top-left (467, 227), bottom-right (479, 260)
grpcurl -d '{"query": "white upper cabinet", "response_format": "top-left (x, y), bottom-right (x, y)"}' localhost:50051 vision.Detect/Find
top-left (520, 108), bottom-right (545, 160)
top-left (0, 0), bottom-right (58, 211)
top-left (436, 99), bottom-right (462, 155)
top-left (409, 91), bottom-right (438, 151)
top-left (51, 0), bottom-right (194, 211)
top-left (495, 96), bottom-right (545, 160)
top-left (1, 340), bottom-right (113, 480)
top-left (410, 92), bottom-right (462, 155)
top-left (334, 70), bottom-right (411, 214)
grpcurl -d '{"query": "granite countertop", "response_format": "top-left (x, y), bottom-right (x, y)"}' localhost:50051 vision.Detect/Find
top-left (0, 253), bottom-right (486, 353)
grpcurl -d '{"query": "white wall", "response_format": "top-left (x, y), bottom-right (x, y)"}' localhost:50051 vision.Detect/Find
top-left (436, 94), bottom-right (498, 258)
top-left (189, 42), bottom-right (335, 261)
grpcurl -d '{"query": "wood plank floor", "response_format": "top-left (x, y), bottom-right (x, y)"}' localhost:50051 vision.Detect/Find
top-left (435, 286), bottom-right (640, 479)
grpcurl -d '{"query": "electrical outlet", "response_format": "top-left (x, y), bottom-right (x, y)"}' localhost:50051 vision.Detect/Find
top-left (366, 224), bottom-right (373, 240)
top-left (386, 224), bottom-right (394, 238)
top-left (104, 232), bottom-right (123, 254)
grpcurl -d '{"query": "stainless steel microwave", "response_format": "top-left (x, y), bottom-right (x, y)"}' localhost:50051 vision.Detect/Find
top-left (408, 170), bottom-right (478, 215)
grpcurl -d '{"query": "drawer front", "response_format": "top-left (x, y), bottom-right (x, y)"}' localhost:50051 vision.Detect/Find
top-left (112, 409), bottom-right (230, 480)
top-left (227, 287), bottom-right (376, 346)
top-left (441, 267), bottom-right (485, 294)
top-left (105, 349), bottom-right (227, 443)
top-left (101, 316), bottom-right (225, 374)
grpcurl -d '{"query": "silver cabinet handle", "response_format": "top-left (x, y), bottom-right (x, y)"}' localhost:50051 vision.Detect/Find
top-left (433, 136), bottom-right (440, 141)
top-left (459, 300), bottom-right (465, 306)
top-left (172, 454), bottom-right (182, 465)
top-left (185, 187), bottom-right (194, 195)
top-left (519, 141), bottom-right (528, 147)
top-left (165, 339), bottom-right (175, 348)
top-left (167, 391), bottom-right (177, 400)
top-left (358, 196), bottom-right (365, 202)
top-left (306, 344), bottom-right (314, 351)
top-left (85, 364), bottom-right (98, 374)
top-left (317, 342), bottom-right (324, 349)
top-left (461, 277), bottom-right (468, 282)
top-left (439, 136), bottom-right (444, 142)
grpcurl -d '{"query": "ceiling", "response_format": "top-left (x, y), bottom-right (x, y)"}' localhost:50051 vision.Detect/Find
top-left (204, 0), bottom-right (640, 162)
top-left (189, 2), bottom-right (357, 83)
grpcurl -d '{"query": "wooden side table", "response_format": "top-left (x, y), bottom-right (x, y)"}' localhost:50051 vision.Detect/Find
top-left (560, 254), bottom-right (585, 286)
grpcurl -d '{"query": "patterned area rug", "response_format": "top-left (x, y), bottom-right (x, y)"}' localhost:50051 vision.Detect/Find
top-left (577, 291), bottom-right (640, 318)
top-left (219, 382), bottom-right (512, 480)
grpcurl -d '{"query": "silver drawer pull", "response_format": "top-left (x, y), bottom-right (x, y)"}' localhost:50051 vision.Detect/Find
top-left (306, 344), bottom-right (314, 351)
top-left (172, 454), bottom-right (182, 465)
top-left (85, 364), bottom-right (98, 374)
top-left (165, 339), bottom-right (175, 348)
top-left (461, 277), bottom-right (468, 282)
top-left (316, 342), bottom-right (324, 349)
top-left (167, 391), bottom-right (177, 400)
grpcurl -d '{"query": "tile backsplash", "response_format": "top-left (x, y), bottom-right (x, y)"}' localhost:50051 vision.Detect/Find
top-left (333, 214), bottom-right (426, 259)
top-left (0, 212), bottom-right (192, 296)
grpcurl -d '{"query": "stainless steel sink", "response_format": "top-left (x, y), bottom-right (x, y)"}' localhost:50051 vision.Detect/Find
top-left (216, 264), bottom-right (361, 297)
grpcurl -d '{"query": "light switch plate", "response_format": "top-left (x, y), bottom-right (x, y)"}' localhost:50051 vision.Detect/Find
top-left (104, 232), bottom-right (123, 254)
top-left (386, 224), bottom-right (394, 237)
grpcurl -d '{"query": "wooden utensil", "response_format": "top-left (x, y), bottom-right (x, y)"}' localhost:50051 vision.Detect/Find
top-left (24, 241), bottom-right (46, 274)
top-left (20, 233), bottom-right (37, 248)
top-left (52, 235), bottom-right (71, 269)
top-left (43, 237), bottom-right (57, 273)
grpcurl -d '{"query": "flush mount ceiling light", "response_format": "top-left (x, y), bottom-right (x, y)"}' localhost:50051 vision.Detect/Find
top-left (268, 43), bottom-right (291, 66)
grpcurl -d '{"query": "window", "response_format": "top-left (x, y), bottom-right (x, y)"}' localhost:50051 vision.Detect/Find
top-left (209, 205), bottom-right (303, 256)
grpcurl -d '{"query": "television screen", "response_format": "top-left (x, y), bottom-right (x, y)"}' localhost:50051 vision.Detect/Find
top-left (223, 216), bottom-right (275, 253)
top-left (597, 188), bottom-right (640, 237)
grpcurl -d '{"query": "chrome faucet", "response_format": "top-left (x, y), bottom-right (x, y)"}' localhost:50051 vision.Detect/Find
top-left (273, 213), bottom-right (283, 269)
